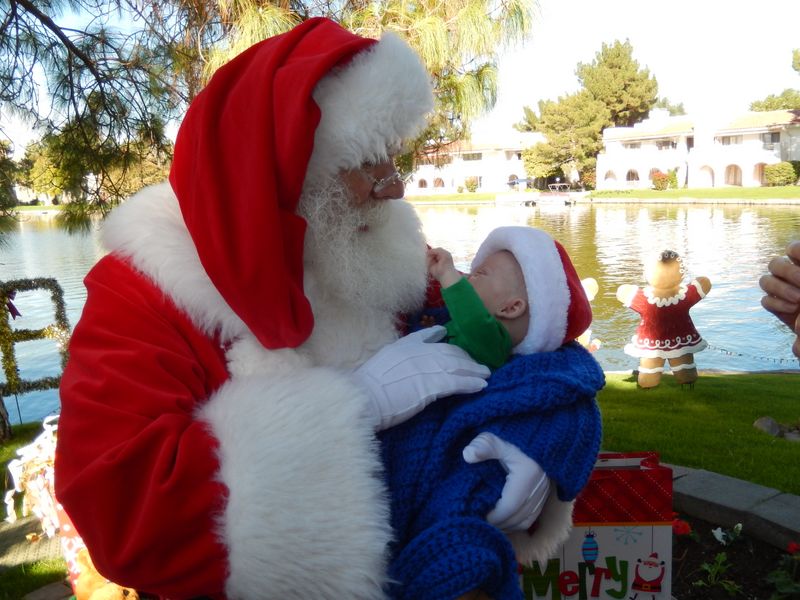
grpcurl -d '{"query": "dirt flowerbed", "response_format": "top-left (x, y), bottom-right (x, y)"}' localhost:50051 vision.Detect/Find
top-left (672, 515), bottom-right (799, 599)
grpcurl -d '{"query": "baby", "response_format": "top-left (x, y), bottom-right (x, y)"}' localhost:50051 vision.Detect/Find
top-left (427, 244), bottom-right (529, 370)
top-left (381, 226), bottom-right (605, 600)
top-left (425, 225), bottom-right (591, 368)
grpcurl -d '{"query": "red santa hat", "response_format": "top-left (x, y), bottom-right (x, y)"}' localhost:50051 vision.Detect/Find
top-left (643, 552), bottom-right (661, 566)
top-left (169, 18), bottom-right (433, 350)
top-left (471, 226), bottom-right (592, 354)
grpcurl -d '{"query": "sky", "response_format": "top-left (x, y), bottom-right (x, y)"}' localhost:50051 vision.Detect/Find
top-left (473, 0), bottom-right (800, 135)
top-left (3, 0), bottom-right (799, 156)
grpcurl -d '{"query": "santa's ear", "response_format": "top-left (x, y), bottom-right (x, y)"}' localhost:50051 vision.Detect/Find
top-left (498, 297), bottom-right (527, 319)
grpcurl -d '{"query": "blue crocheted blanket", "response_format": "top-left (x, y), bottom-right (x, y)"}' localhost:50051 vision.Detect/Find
top-left (379, 342), bottom-right (604, 600)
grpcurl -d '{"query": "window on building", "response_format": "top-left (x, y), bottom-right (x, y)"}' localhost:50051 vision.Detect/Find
top-left (418, 179), bottom-right (428, 188)
top-left (656, 140), bottom-right (677, 150)
top-left (761, 132), bottom-right (780, 150)
top-left (433, 178), bottom-right (445, 188)
top-left (720, 135), bottom-right (742, 145)
top-left (626, 169), bottom-right (640, 182)
top-left (687, 137), bottom-right (694, 150)
top-left (623, 142), bottom-right (641, 149)
top-left (462, 152), bottom-right (482, 161)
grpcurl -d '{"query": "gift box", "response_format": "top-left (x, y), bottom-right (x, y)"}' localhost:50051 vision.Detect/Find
top-left (522, 452), bottom-right (673, 600)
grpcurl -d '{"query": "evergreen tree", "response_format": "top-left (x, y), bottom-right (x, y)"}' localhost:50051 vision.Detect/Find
top-left (519, 91), bottom-right (610, 184)
top-left (576, 39), bottom-right (658, 127)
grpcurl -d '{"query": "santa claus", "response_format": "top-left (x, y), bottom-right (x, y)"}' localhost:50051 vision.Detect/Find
top-left (54, 18), bottom-right (584, 600)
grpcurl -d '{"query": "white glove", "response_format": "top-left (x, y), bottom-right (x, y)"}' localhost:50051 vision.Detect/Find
top-left (463, 432), bottom-right (551, 531)
top-left (354, 325), bottom-right (490, 431)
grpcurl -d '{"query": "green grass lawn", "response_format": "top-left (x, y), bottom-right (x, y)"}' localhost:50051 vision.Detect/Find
top-left (590, 185), bottom-right (800, 200)
top-left (599, 372), bottom-right (800, 495)
top-left (0, 560), bottom-right (68, 600)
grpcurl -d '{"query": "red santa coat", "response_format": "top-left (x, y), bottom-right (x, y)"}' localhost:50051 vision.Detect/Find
top-left (623, 281), bottom-right (708, 359)
top-left (55, 185), bottom-right (393, 599)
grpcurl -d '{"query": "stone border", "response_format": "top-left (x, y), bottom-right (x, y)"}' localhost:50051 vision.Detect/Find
top-left (669, 464), bottom-right (800, 550)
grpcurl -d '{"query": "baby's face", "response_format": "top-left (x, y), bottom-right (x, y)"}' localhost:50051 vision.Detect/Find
top-left (468, 250), bottom-right (526, 316)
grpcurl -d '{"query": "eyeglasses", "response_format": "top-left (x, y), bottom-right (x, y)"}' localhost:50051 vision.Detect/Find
top-left (360, 163), bottom-right (405, 194)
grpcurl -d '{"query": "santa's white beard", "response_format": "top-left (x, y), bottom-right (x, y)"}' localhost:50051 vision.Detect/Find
top-left (297, 176), bottom-right (428, 369)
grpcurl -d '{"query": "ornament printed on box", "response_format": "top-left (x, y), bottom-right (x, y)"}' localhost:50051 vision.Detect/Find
top-left (629, 551), bottom-right (666, 599)
top-left (581, 530), bottom-right (599, 564)
top-left (616, 250), bottom-right (711, 389)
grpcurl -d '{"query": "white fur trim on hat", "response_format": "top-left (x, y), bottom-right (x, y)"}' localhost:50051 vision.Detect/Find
top-left (308, 31), bottom-right (434, 178)
top-left (472, 226), bottom-right (570, 354)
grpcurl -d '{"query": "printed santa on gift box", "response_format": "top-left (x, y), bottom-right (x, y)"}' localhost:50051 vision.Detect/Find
top-left (616, 250), bottom-right (711, 388)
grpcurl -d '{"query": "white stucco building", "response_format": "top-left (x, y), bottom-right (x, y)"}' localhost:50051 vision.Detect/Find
top-left (596, 109), bottom-right (800, 190)
top-left (406, 129), bottom-right (543, 196)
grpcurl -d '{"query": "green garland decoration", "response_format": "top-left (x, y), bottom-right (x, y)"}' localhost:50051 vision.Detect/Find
top-left (0, 278), bottom-right (71, 397)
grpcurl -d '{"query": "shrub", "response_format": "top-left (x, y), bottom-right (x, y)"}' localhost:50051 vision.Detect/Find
top-left (464, 177), bottom-right (479, 193)
top-left (456, 186), bottom-right (464, 194)
top-left (667, 168), bottom-right (679, 189)
top-left (652, 170), bottom-right (669, 191)
top-left (765, 162), bottom-right (797, 186)
top-left (790, 161), bottom-right (800, 183)
top-left (581, 170), bottom-right (596, 190)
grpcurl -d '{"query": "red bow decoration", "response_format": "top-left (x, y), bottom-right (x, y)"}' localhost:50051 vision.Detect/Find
top-left (5, 290), bottom-right (20, 319)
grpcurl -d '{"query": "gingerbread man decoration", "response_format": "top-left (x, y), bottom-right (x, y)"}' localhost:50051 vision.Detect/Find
top-left (617, 250), bottom-right (711, 388)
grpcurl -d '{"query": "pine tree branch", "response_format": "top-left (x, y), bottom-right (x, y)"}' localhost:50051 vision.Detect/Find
top-left (11, 0), bottom-right (105, 84)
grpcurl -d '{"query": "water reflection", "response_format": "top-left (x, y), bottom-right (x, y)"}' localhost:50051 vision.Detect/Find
top-left (1, 203), bottom-right (798, 423)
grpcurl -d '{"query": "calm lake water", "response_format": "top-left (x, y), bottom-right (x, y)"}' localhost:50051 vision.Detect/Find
top-left (1, 201), bottom-right (799, 423)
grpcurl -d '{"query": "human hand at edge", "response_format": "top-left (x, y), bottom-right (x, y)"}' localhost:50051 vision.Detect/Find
top-left (463, 432), bottom-right (551, 532)
top-left (760, 241), bottom-right (800, 330)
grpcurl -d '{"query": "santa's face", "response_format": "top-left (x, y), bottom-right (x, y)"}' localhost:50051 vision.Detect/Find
top-left (637, 558), bottom-right (664, 582)
top-left (296, 170), bottom-right (428, 366)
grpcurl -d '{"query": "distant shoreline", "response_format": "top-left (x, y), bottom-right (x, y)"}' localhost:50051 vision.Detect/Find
top-left (408, 196), bottom-right (800, 206)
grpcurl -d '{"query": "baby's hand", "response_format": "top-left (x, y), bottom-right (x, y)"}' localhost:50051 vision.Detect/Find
top-left (427, 248), bottom-right (461, 287)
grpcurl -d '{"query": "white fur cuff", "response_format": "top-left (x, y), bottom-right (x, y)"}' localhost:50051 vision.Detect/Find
top-left (198, 369), bottom-right (392, 599)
